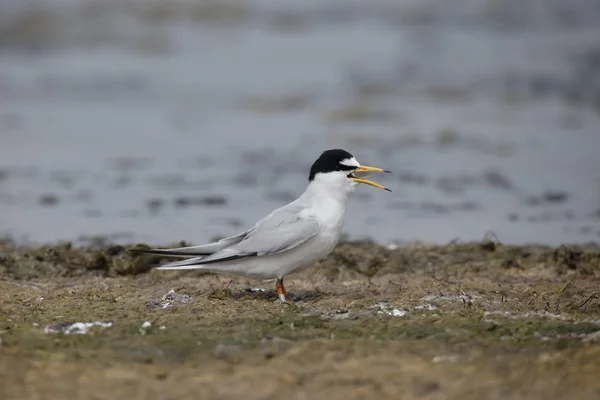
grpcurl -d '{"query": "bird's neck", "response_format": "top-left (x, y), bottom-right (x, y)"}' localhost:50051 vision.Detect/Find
top-left (298, 181), bottom-right (352, 236)
top-left (301, 180), bottom-right (352, 210)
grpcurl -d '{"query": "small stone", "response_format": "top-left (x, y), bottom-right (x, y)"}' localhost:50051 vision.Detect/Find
top-left (44, 321), bottom-right (112, 335)
top-left (161, 289), bottom-right (191, 303)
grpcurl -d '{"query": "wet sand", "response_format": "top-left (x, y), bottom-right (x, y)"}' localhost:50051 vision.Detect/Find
top-left (1, 241), bottom-right (599, 399)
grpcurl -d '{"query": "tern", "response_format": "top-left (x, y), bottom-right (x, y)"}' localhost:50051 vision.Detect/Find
top-left (132, 149), bottom-right (391, 302)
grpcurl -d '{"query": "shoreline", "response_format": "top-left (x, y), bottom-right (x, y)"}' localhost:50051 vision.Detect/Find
top-left (1, 240), bottom-right (599, 280)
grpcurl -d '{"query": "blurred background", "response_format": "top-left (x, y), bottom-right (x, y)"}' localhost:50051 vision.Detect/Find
top-left (0, 0), bottom-right (599, 247)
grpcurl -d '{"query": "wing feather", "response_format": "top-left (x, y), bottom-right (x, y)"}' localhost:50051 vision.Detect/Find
top-left (130, 230), bottom-right (250, 258)
top-left (155, 204), bottom-right (319, 269)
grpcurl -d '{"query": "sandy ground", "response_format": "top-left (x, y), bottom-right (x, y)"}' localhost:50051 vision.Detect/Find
top-left (1, 241), bottom-right (599, 399)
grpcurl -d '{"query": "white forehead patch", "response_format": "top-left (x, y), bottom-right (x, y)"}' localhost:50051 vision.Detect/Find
top-left (340, 157), bottom-right (360, 168)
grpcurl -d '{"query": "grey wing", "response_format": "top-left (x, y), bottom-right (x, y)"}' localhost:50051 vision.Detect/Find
top-left (156, 205), bottom-right (319, 269)
top-left (129, 230), bottom-right (250, 258)
top-left (235, 216), bottom-right (320, 256)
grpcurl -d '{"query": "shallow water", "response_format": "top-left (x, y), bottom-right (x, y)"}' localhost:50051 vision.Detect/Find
top-left (1, 0), bottom-right (599, 246)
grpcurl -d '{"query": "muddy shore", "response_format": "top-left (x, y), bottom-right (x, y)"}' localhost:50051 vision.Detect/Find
top-left (1, 241), bottom-right (599, 399)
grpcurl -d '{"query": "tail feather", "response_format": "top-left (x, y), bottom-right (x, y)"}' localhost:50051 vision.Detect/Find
top-left (129, 230), bottom-right (250, 258)
top-left (154, 256), bottom-right (208, 269)
top-left (129, 248), bottom-right (210, 258)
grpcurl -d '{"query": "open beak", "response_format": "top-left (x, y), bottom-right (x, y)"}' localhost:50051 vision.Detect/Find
top-left (349, 165), bottom-right (392, 192)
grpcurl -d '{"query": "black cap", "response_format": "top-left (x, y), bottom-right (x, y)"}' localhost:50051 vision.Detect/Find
top-left (309, 149), bottom-right (357, 181)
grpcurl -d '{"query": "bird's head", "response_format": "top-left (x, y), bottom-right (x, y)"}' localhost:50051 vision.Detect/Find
top-left (308, 149), bottom-right (392, 195)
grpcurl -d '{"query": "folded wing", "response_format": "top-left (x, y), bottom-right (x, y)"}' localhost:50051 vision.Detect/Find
top-left (129, 231), bottom-right (250, 258)
top-left (156, 205), bottom-right (320, 270)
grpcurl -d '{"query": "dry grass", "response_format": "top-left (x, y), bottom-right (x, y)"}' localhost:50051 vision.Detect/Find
top-left (1, 241), bottom-right (599, 399)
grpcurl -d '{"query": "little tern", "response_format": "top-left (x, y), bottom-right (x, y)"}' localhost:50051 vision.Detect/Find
top-left (132, 149), bottom-right (391, 302)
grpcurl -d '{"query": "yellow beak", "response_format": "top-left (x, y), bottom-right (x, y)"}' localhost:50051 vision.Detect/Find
top-left (350, 165), bottom-right (392, 191)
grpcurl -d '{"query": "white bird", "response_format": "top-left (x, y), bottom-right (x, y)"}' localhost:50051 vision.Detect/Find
top-left (132, 149), bottom-right (391, 302)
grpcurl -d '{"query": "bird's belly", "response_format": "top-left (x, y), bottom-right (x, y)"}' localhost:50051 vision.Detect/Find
top-left (221, 229), bottom-right (337, 279)
top-left (266, 229), bottom-right (339, 278)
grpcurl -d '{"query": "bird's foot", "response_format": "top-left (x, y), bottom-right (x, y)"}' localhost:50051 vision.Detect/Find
top-left (276, 278), bottom-right (291, 303)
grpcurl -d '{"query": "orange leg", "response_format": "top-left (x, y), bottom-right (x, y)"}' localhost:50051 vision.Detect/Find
top-left (275, 278), bottom-right (289, 302)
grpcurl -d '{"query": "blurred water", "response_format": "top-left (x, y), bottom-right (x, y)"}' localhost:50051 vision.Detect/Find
top-left (1, 0), bottom-right (599, 246)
